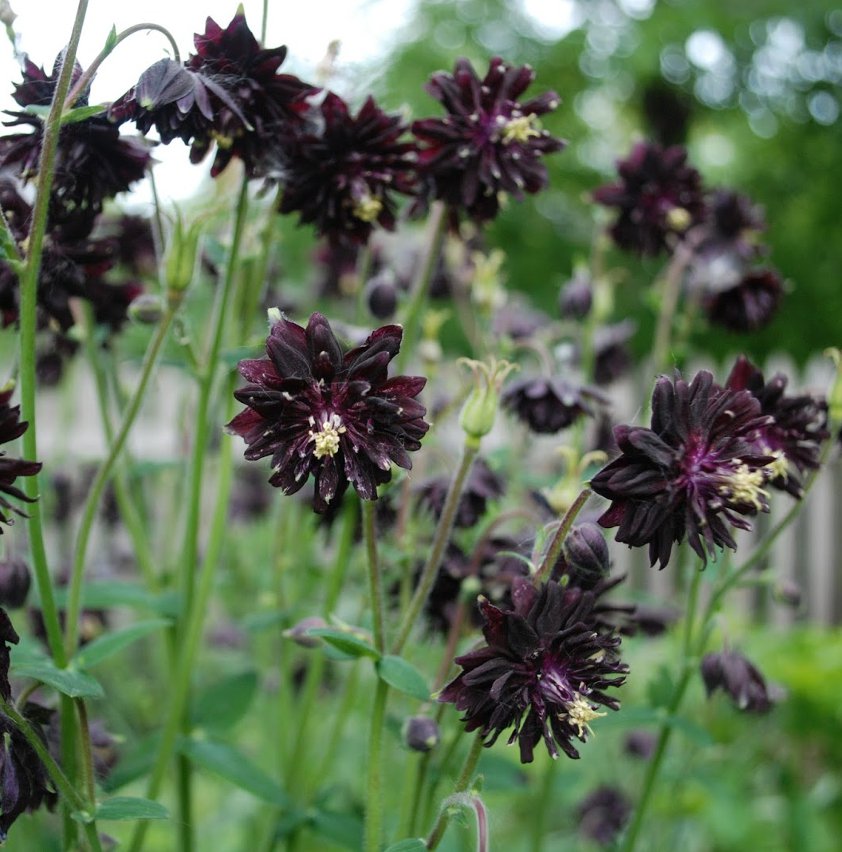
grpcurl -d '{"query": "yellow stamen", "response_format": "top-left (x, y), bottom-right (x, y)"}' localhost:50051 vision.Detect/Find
top-left (719, 462), bottom-right (768, 510)
top-left (352, 195), bottom-right (383, 223)
top-left (501, 114), bottom-right (541, 145)
top-left (563, 694), bottom-right (605, 738)
top-left (308, 413), bottom-right (346, 459)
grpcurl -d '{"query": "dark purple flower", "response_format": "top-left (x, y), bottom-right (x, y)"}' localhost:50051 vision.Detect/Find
top-left (591, 321), bottom-right (636, 386)
top-left (277, 93), bottom-right (417, 246)
top-left (591, 370), bottom-right (774, 569)
top-left (593, 141), bottom-right (706, 256)
top-left (503, 375), bottom-right (606, 434)
top-left (558, 270), bottom-right (593, 320)
top-left (110, 12), bottom-right (318, 177)
top-left (726, 356), bottom-right (829, 498)
top-left (624, 729), bottom-right (657, 760)
top-left (439, 578), bottom-right (627, 763)
top-left (0, 557), bottom-right (30, 608)
top-left (0, 58), bottom-right (151, 233)
top-left (412, 57), bottom-right (565, 225)
top-left (416, 457), bottom-right (505, 528)
top-left (561, 523), bottom-right (611, 590)
top-left (702, 267), bottom-right (783, 332)
top-left (0, 389), bottom-right (41, 534)
top-left (403, 715), bottom-right (441, 752)
top-left (577, 785), bottom-right (632, 846)
top-left (700, 649), bottom-right (774, 713)
top-left (227, 313), bottom-right (429, 512)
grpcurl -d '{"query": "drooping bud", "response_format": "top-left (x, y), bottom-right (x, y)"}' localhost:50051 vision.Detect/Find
top-left (458, 357), bottom-right (518, 448)
top-left (128, 293), bottom-right (165, 325)
top-left (0, 558), bottom-right (31, 608)
top-left (283, 616), bottom-right (328, 648)
top-left (558, 270), bottom-right (593, 320)
top-left (364, 271), bottom-right (398, 320)
top-left (403, 715), bottom-right (441, 752)
top-left (700, 649), bottom-right (773, 713)
top-left (562, 523), bottom-right (610, 589)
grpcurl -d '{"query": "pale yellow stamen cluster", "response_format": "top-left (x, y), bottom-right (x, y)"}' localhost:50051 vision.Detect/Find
top-left (352, 195), bottom-right (383, 223)
top-left (500, 114), bottom-right (541, 145)
top-left (562, 694), bottom-right (605, 738)
top-left (308, 413), bottom-right (346, 459)
top-left (767, 449), bottom-right (790, 481)
top-left (719, 462), bottom-right (768, 510)
top-left (665, 206), bottom-right (692, 232)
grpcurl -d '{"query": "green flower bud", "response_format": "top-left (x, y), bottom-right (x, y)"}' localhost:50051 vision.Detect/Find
top-left (165, 211), bottom-right (203, 297)
top-left (458, 357), bottom-right (518, 447)
top-left (128, 293), bottom-right (166, 325)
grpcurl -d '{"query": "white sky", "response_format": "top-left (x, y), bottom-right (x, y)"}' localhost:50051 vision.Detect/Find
top-left (0, 0), bottom-right (414, 203)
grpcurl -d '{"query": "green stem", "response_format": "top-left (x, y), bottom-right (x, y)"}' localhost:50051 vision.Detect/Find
top-left (426, 733), bottom-right (484, 850)
top-left (179, 175), bottom-right (249, 621)
top-left (126, 382), bottom-right (237, 852)
top-left (362, 499), bottom-right (385, 653)
top-left (66, 23), bottom-right (181, 108)
top-left (651, 243), bottom-right (692, 375)
top-left (530, 758), bottom-right (558, 852)
top-left (364, 679), bottom-right (389, 852)
top-left (65, 300), bottom-right (178, 657)
top-left (392, 442), bottom-right (479, 655)
top-left (533, 487), bottom-right (592, 585)
top-left (396, 201), bottom-right (447, 375)
top-left (620, 564), bottom-right (703, 852)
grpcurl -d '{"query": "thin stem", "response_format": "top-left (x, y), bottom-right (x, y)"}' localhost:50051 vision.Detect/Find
top-left (362, 499), bottom-right (385, 653)
top-left (620, 565), bottom-right (703, 852)
top-left (530, 758), bottom-right (557, 852)
top-left (66, 23), bottom-right (181, 108)
top-left (364, 679), bottom-right (389, 852)
top-left (64, 300), bottom-right (178, 657)
top-left (426, 733), bottom-right (485, 850)
top-left (533, 487), bottom-right (592, 585)
top-left (396, 201), bottom-right (447, 374)
top-left (650, 242), bottom-right (693, 374)
top-left (75, 698), bottom-right (97, 807)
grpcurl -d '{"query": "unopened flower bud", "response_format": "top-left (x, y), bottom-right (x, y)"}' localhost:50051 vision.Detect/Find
top-left (128, 293), bottom-right (165, 325)
top-left (772, 580), bottom-right (801, 609)
top-left (0, 557), bottom-right (30, 608)
top-left (403, 715), bottom-right (441, 752)
top-left (458, 358), bottom-right (517, 447)
top-left (562, 523), bottom-right (610, 589)
top-left (364, 271), bottom-right (398, 319)
top-left (283, 616), bottom-right (327, 648)
top-left (700, 649), bottom-right (773, 713)
top-left (558, 271), bottom-right (593, 320)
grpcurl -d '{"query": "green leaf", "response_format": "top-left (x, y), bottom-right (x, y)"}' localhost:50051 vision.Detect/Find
top-left (311, 810), bottom-right (363, 850)
top-left (54, 581), bottom-right (181, 617)
top-left (95, 797), bottom-right (169, 822)
top-left (103, 24), bottom-right (118, 54)
top-left (376, 655), bottom-right (429, 701)
top-left (306, 627), bottom-right (380, 660)
top-left (384, 841), bottom-right (427, 852)
top-left (22, 104), bottom-right (50, 120)
top-left (179, 738), bottom-right (289, 806)
top-left (13, 661), bottom-right (104, 699)
top-left (61, 104), bottom-right (106, 125)
top-left (191, 670), bottom-right (258, 732)
top-left (73, 619), bottom-right (170, 669)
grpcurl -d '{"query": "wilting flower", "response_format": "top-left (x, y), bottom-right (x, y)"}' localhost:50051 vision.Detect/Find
top-left (503, 375), bottom-right (606, 434)
top-left (726, 355), bottom-right (829, 497)
top-left (412, 56), bottom-right (565, 225)
top-left (593, 141), bottom-right (705, 256)
top-left (0, 57), bottom-right (151, 233)
top-left (415, 457), bottom-right (505, 528)
top-left (577, 785), bottom-right (632, 846)
top-left (700, 649), bottom-right (774, 713)
top-left (227, 313), bottom-right (429, 512)
top-left (591, 370), bottom-right (774, 569)
top-left (111, 11), bottom-right (318, 177)
top-left (277, 93), bottom-right (417, 245)
top-left (0, 388), bottom-right (42, 534)
top-left (439, 578), bottom-right (627, 763)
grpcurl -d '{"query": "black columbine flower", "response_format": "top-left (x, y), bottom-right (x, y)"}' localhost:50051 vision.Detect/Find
top-left (593, 141), bottom-right (706, 256)
top-left (0, 58), bottom-right (151, 234)
top-left (439, 578), bottom-right (627, 763)
top-left (702, 267), bottom-right (783, 332)
top-left (415, 457), bottom-right (505, 528)
top-left (110, 11), bottom-right (317, 177)
top-left (590, 370), bottom-right (774, 569)
top-left (277, 93), bottom-right (417, 246)
top-left (726, 356), bottom-right (829, 498)
top-left (700, 649), bottom-right (774, 713)
top-left (227, 313), bottom-right (429, 512)
top-left (577, 785), bottom-right (632, 846)
top-left (0, 389), bottom-right (41, 534)
top-left (412, 56), bottom-right (565, 225)
top-left (503, 375), bottom-right (606, 434)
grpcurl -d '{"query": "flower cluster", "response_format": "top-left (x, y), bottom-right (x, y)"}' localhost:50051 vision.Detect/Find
top-left (227, 313), bottom-right (429, 512)
top-left (439, 577), bottom-right (627, 762)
